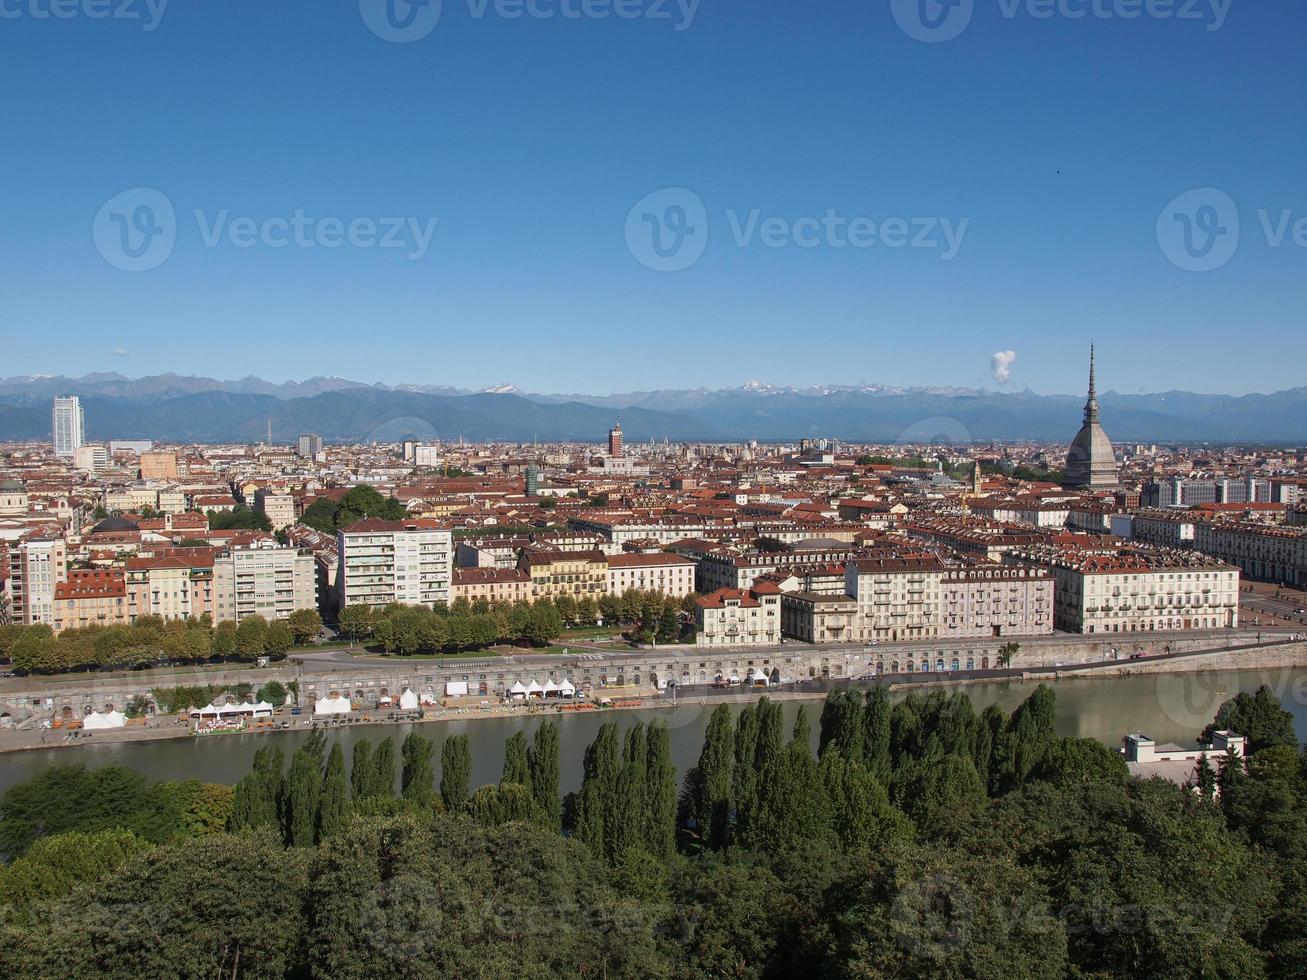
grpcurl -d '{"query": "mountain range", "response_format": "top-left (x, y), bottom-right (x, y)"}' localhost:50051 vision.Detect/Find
top-left (1, 373), bottom-right (1304, 445)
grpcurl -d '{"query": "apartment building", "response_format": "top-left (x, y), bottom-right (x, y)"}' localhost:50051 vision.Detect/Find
top-left (335, 518), bottom-right (453, 611)
top-left (139, 452), bottom-right (179, 481)
top-left (692, 544), bottom-right (857, 593)
top-left (253, 489), bottom-right (297, 531)
top-left (779, 592), bottom-right (859, 643)
top-left (517, 549), bottom-right (608, 600)
top-left (52, 395), bottom-right (84, 457)
top-left (1008, 545), bottom-right (1239, 634)
top-left (212, 546), bottom-right (317, 623)
top-left (695, 585), bottom-right (781, 647)
top-left (7, 536), bottom-right (67, 625)
top-left (844, 557), bottom-right (945, 642)
top-left (451, 567), bottom-right (534, 606)
top-left (51, 568), bottom-right (129, 632)
top-left (606, 553), bottom-right (697, 598)
top-left (1192, 521), bottom-right (1307, 589)
top-left (938, 564), bottom-right (1054, 638)
top-left (125, 549), bottom-right (216, 622)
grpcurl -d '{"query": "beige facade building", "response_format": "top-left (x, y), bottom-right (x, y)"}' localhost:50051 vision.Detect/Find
top-left (126, 550), bottom-right (215, 622)
top-left (939, 565), bottom-right (1054, 638)
top-left (336, 519), bottom-right (453, 611)
top-left (606, 553), bottom-right (697, 598)
top-left (1008, 546), bottom-right (1239, 634)
top-left (1192, 521), bottom-right (1306, 589)
top-left (52, 569), bottom-right (128, 632)
top-left (844, 557), bottom-right (945, 642)
top-left (695, 585), bottom-right (781, 647)
top-left (212, 546), bottom-right (317, 622)
top-left (139, 452), bottom-right (179, 481)
top-left (253, 489), bottom-right (297, 531)
top-left (7, 536), bottom-right (67, 625)
top-left (518, 549), bottom-right (608, 601)
top-left (780, 592), bottom-right (858, 643)
top-left (451, 567), bottom-right (534, 606)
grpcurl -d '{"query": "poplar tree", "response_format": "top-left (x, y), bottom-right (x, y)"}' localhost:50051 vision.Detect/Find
top-left (862, 686), bottom-right (892, 781)
top-left (644, 720), bottom-right (677, 859)
top-left (528, 720), bottom-right (561, 829)
top-left (350, 739), bottom-right (373, 799)
top-left (792, 705), bottom-right (812, 751)
top-left (401, 733), bottom-right (435, 808)
top-left (229, 745), bottom-right (284, 831)
top-left (371, 737), bottom-right (397, 798)
top-left (695, 703), bottom-right (734, 850)
top-left (575, 722), bottom-right (619, 857)
top-left (502, 731), bottom-right (529, 786)
top-left (732, 705), bottom-right (761, 840)
top-left (317, 742), bottom-right (349, 841)
top-left (282, 731), bottom-right (325, 847)
top-left (440, 735), bottom-right (471, 812)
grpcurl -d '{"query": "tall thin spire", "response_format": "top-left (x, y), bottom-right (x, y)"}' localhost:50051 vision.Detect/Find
top-left (1084, 342), bottom-right (1099, 424)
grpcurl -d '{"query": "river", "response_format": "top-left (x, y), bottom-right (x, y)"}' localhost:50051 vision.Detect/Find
top-left (3, 668), bottom-right (1306, 796)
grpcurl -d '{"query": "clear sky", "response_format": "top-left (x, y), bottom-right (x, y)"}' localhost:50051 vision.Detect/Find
top-left (1, 0), bottom-right (1303, 396)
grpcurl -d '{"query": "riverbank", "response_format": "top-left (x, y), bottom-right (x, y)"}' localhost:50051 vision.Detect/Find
top-left (4, 637), bottom-right (1306, 757)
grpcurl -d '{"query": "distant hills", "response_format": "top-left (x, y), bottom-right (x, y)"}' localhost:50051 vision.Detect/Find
top-left (1, 373), bottom-right (1304, 444)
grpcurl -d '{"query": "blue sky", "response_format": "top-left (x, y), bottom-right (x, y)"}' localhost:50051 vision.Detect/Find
top-left (1, 0), bottom-right (1303, 396)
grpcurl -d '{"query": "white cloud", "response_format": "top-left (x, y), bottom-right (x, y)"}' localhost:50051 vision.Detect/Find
top-left (990, 350), bottom-right (1016, 384)
top-left (112, 347), bottom-right (128, 357)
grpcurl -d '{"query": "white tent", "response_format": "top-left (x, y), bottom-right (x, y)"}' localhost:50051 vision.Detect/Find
top-left (314, 694), bottom-right (352, 716)
top-left (542, 680), bottom-right (560, 697)
top-left (83, 709), bottom-right (126, 730)
top-left (445, 681), bottom-right (469, 697)
top-left (526, 680), bottom-right (544, 698)
top-left (508, 680), bottom-right (528, 700)
top-left (559, 679), bottom-right (576, 698)
top-left (399, 688), bottom-right (420, 710)
top-left (251, 701), bottom-right (275, 716)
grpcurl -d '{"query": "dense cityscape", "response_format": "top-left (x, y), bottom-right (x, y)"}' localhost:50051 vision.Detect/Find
top-left (6, 0), bottom-right (1306, 975)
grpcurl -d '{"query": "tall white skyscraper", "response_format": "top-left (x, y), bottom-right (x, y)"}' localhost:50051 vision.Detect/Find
top-left (52, 395), bottom-right (85, 457)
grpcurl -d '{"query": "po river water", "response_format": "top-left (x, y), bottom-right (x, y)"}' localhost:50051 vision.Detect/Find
top-left (3, 669), bottom-right (1307, 795)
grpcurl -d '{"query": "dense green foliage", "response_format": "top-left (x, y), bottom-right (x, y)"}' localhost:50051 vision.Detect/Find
top-left (3, 610), bottom-right (316, 675)
top-left (3, 683), bottom-right (1305, 979)
top-left (299, 484), bottom-right (406, 534)
top-left (206, 504), bottom-right (272, 532)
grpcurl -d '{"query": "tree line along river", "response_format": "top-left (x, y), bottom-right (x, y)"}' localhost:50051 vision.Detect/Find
top-left (2, 669), bottom-right (1306, 796)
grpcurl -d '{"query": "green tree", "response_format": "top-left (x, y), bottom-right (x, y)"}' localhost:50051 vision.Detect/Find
top-left (233, 614), bottom-right (268, 660)
top-left (643, 720), bottom-right (677, 858)
top-left (211, 619), bottom-right (237, 658)
top-left (228, 746), bottom-right (286, 834)
top-left (337, 603), bottom-right (373, 644)
top-left (575, 722), bottom-right (619, 858)
top-left (318, 743), bottom-right (349, 841)
top-left (350, 739), bottom-right (373, 799)
top-left (1201, 685), bottom-right (1297, 753)
top-left (281, 730), bottom-right (326, 847)
top-left (528, 720), bottom-right (561, 829)
top-left (256, 680), bottom-right (288, 706)
top-left (502, 730), bottom-right (530, 785)
top-left (264, 619), bottom-right (293, 657)
top-left (286, 608), bottom-right (323, 644)
top-left (441, 735), bottom-right (471, 812)
top-left (371, 737), bottom-right (397, 798)
top-left (0, 828), bottom-right (151, 922)
top-left (400, 732), bottom-right (435, 808)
